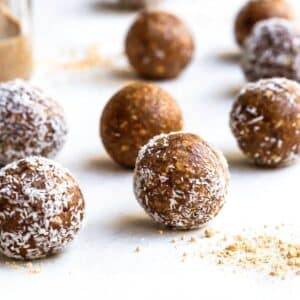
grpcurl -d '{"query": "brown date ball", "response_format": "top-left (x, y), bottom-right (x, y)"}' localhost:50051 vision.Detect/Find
top-left (0, 156), bottom-right (85, 260)
top-left (241, 18), bottom-right (300, 82)
top-left (100, 82), bottom-right (183, 168)
top-left (125, 11), bottom-right (194, 80)
top-left (134, 132), bottom-right (229, 230)
top-left (230, 78), bottom-right (300, 167)
top-left (234, 0), bottom-right (295, 47)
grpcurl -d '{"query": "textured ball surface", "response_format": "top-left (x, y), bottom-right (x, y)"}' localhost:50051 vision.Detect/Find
top-left (100, 82), bottom-right (183, 168)
top-left (134, 132), bottom-right (229, 230)
top-left (230, 78), bottom-right (300, 167)
top-left (125, 11), bottom-right (194, 79)
top-left (0, 80), bottom-right (68, 166)
top-left (0, 156), bottom-right (85, 260)
top-left (234, 0), bottom-right (294, 46)
top-left (241, 18), bottom-right (300, 82)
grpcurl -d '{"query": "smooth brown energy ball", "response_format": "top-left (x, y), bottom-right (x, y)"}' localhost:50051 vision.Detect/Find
top-left (241, 18), bottom-right (300, 82)
top-left (125, 11), bottom-right (194, 79)
top-left (230, 78), bottom-right (300, 167)
top-left (134, 132), bottom-right (229, 230)
top-left (100, 82), bottom-right (183, 168)
top-left (234, 0), bottom-right (295, 47)
top-left (0, 156), bottom-right (85, 260)
top-left (0, 79), bottom-right (67, 166)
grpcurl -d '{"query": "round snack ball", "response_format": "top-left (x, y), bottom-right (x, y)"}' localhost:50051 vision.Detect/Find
top-left (230, 78), bottom-right (300, 167)
top-left (234, 0), bottom-right (295, 47)
top-left (241, 18), bottom-right (300, 82)
top-left (125, 11), bottom-right (194, 79)
top-left (0, 156), bottom-right (85, 260)
top-left (100, 82), bottom-right (183, 168)
top-left (0, 79), bottom-right (67, 166)
top-left (134, 132), bottom-right (229, 230)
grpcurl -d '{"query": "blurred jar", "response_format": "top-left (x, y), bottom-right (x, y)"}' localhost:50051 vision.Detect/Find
top-left (0, 0), bottom-right (32, 82)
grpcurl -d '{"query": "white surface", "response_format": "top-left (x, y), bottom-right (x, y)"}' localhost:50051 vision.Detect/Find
top-left (1, 0), bottom-right (300, 299)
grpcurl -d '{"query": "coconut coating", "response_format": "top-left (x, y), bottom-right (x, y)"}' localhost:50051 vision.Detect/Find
top-left (241, 18), bottom-right (300, 82)
top-left (125, 11), bottom-right (194, 79)
top-left (134, 132), bottom-right (229, 230)
top-left (0, 79), bottom-right (67, 166)
top-left (230, 78), bottom-right (300, 167)
top-left (234, 0), bottom-right (294, 47)
top-left (100, 82), bottom-right (183, 168)
top-left (0, 156), bottom-right (85, 260)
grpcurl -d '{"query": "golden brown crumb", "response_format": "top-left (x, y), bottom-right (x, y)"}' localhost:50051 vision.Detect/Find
top-left (134, 246), bottom-right (141, 253)
top-left (190, 236), bottom-right (197, 243)
top-left (204, 228), bottom-right (216, 238)
top-left (158, 230), bottom-right (164, 235)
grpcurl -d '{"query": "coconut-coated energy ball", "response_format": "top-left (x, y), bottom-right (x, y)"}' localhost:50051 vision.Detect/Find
top-left (100, 82), bottom-right (183, 168)
top-left (230, 78), bottom-right (300, 167)
top-left (125, 11), bottom-right (194, 79)
top-left (234, 0), bottom-right (295, 47)
top-left (0, 79), bottom-right (67, 166)
top-left (0, 156), bottom-right (85, 260)
top-left (134, 132), bottom-right (229, 230)
top-left (241, 18), bottom-right (300, 82)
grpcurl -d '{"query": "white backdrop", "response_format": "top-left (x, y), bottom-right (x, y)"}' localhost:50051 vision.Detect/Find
top-left (1, 0), bottom-right (300, 299)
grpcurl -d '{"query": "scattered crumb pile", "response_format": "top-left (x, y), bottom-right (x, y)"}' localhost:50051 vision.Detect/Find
top-left (59, 46), bottom-right (111, 71)
top-left (209, 232), bottom-right (300, 277)
top-left (43, 45), bottom-right (112, 71)
top-left (2, 260), bottom-right (42, 274)
top-left (171, 227), bottom-right (300, 278)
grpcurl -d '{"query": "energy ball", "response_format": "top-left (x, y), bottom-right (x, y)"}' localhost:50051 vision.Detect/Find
top-left (230, 78), bottom-right (300, 167)
top-left (125, 11), bottom-right (194, 79)
top-left (100, 82), bottom-right (183, 168)
top-left (0, 79), bottom-right (67, 166)
top-left (134, 132), bottom-right (229, 230)
top-left (241, 18), bottom-right (300, 82)
top-left (234, 0), bottom-right (295, 47)
top-left (0, 156), bottom-right (85, 260)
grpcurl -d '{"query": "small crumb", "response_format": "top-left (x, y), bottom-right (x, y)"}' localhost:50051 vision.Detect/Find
top-left (204, 228), bottom-right (216, 238)
top-left (28, 267), bottom-right (42, 275)
top-left (158, 230), bottom-right (164, 235)
top-left (226, 244), bottom-right (238, 252)
top-left (190, 236), bottom-right (197, 243)
top-left (181, 252), bottom-right (188, 262)
top-left (134, 246), bottom-right (141, 253)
